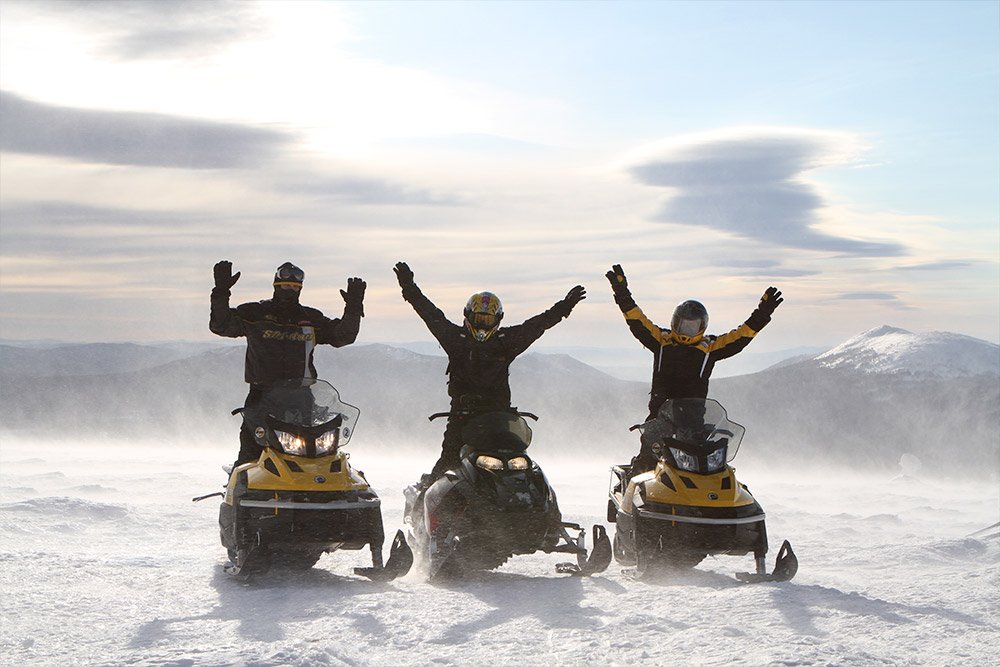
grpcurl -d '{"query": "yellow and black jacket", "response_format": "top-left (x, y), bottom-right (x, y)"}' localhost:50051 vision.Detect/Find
top-left (210, 287), bottom-right (362, 386)
top-left (614, 291), bottom-right (772, 419)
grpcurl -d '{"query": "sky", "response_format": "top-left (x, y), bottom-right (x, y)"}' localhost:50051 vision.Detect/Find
top-left (0, 0), bottom-right (998, 358)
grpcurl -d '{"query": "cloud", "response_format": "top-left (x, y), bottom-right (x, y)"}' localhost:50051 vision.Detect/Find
top-left (0, 91), bottom-right (293, 168)
top-left (274, 172), bottom-right (463, 207)
top-left (626, 128), bottom-right (906, 257)
top-left (837, 292), bottom-right (900, 301)
top-left (709, 258), bottom-right (819, 278)
top-left (12, 0), bottom-right (262, 61)
top-left (893, 261), bottom-right (975, 272)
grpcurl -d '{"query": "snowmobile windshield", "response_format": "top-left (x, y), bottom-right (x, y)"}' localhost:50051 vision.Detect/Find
top-left (461, 411), bottom-right (533, 452)
top-left (250, 378), bottom-right (361, 446)
top-left (642, 397), bottom-right (746, 461)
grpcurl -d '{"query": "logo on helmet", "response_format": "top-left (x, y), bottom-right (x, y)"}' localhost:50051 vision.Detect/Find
top-left (464, 291), bottom-right (503, 342)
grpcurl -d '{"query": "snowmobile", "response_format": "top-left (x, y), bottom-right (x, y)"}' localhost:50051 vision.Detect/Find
top-left (211, 378), bottom-right (412, 582)
top-left (403, 408), bottom-right (612, 580)
top-left (607, 397), bottom-right (797, 582)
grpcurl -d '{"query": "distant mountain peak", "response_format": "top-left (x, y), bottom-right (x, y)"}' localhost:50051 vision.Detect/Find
top-left (815, 326), bottom-right (999, 378)
top-left (861, 324), bottom-right (912, 337)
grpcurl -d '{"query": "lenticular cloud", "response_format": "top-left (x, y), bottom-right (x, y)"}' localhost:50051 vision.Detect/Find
top-left (626, 128), bottom-right (905, 257)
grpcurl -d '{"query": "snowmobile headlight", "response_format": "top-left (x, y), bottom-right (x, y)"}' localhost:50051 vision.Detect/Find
top-left (507, 456), bottom-right (529, 471)
top-left (315, 430), bottom-right (339, 456)
top-left (669, 447), bottom-right (698, 472)
top-left (475, 455), bottom-right (504, 471)
top-left (275, 430), bottom-right (308, 456)
top-left (706, 446), bottom-right (726, 472)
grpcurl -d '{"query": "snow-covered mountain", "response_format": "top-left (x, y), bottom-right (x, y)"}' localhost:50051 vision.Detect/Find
top-left (814, 325), bottom-right (1000, 378)
top-left (1, 328), bottom-right (997, 477)
top-left (712, 326), bottom-right (999, 478)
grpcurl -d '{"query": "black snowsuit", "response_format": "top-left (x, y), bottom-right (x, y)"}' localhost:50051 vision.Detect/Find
top-left (400, 281), bottom-right (575, 478)
top-left (210, 286), bottom-right (362, 464)
top-left (612, 289), bottom-right (774, 471)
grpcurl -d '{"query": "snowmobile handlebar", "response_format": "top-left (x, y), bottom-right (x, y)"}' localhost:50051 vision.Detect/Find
top-left (428, 410), bottom-right (539, 421)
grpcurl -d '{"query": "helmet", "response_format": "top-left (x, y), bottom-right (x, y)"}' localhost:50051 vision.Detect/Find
top-left (670, 300), bottom-right (708, 344)
top-left (273, 262), bottom-right (304, 288)
top-left (464, 292), bottom-right (503, 342)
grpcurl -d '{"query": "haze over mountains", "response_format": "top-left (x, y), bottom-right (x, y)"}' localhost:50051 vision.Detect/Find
top-left (1, 326), bottom-right (996, 478)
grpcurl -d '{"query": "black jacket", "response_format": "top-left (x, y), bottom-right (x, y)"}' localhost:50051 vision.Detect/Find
top-left (210, 287), bottom-right (362, 386)
top-left (614, 294), bottom-right (772, 417)
top-left (401, 282), bottom-right (572, 408)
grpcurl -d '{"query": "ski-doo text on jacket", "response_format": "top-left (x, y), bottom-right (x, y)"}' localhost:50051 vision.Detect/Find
top-left (210, 287), bottom-right (362, 386)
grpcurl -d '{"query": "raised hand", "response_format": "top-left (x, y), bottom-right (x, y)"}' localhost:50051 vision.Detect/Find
top-left (213, 260), bottom-right (240, 290)
top-left (605, 264), bottom-right (628, 291)
top-left (564, 285), bottom-right (587, 309)
top-left (759, 286), bottom-right (783, 315)
top-left (341, 277), bottom-right (366, 305)
top-left (393, 261), bottom-right (414, 287)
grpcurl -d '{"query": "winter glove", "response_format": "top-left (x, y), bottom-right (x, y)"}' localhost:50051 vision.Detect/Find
top-left (393, 262), bottom-right (415, 288)
top-left (758, 286), bottom-right (783, 316)
top-left (213, 260), bottom-right (240, 291)
top-left (562, 285), bottom-right (587, 312)
top-left (341, 277), bottom-right (366, 316)
top-left (605, 264), bottom-right (636, 311)
top-left (605, 264), bottom-right (628, 291)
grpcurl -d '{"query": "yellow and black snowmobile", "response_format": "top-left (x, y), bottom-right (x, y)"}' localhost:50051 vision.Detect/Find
top-left (211, 378), bottom-right (412, 582)
top-left (608, 397), bottom-right (797, 582)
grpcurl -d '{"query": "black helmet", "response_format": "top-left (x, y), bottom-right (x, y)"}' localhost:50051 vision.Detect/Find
top-left (670, 300), bottom-right (708, 344)
top-left (464, 291), bottom-right (503, 342)
top-left (273, 262), bottom-right (304, 288)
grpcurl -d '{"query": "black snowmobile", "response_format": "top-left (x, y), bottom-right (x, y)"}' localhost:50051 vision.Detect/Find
top-left (207, 378), bottom-right (412, 582)
top-left (608, 397), bottom-right (797, 582)
top-left (404, 409), bottom-right (612, 580)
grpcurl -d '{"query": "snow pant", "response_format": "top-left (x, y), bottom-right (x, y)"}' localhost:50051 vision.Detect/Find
top-left (429, 413), bottom-right (474, 480)
top-left (234, 388), bottom-right (265, 467)
top-left (631, 398), bottom-right (708, 473)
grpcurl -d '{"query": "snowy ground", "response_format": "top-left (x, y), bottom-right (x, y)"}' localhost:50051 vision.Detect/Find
top-left (0, 442), bottom-right (997, 667)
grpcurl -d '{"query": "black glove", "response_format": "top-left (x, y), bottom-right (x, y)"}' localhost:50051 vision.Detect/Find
top-left (213, 260), bottom-right (240, 290)
top-left (341, 277), bottom-right (366, 315)
top-left (562, 285), bottom-right (586, 312)
top-left (606, 264), bottom-right (636, 311)
top-left (605, 264), bottom-right (628, 292)
top-left (758, 286), bottom-right (783, 316)
top-left (393, 262), bottom-right (415, 288)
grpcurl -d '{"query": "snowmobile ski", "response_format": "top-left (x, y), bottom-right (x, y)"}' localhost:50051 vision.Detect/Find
top-left (735, 540), bottom-right (798, 583)
top-left (555, 524), bottom-right (613, 576)
top-left (354, 530), bottom-right (414, 582)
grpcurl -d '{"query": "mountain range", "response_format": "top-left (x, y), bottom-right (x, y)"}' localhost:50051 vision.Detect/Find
top-left (1, 326), bottom-right (996, 477)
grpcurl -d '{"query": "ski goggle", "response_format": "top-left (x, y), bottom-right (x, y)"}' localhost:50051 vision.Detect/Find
top-left (276, 265), bottom-right (304, 282)
top-left (274, 263), bottom-right (304, 287)
top-left (468, 312), bottom-right (499, 328)
top-left (674, 317), bottom-right (705, 337)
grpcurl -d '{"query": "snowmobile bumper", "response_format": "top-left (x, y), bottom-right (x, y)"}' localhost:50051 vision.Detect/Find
top-left (636, 508), bottom-right (765, 525)
top-left (222, 490), bottom-right (385, 551)
top-left (239, 497), bottom-right (381, 510)
top-left (620, 500), bottom-right (768, 558)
